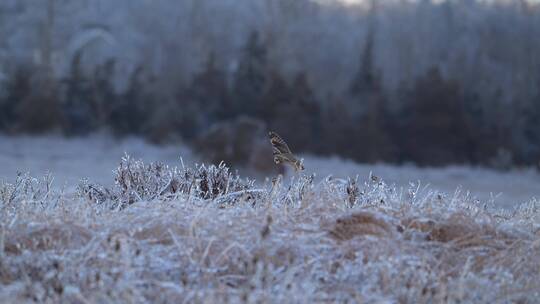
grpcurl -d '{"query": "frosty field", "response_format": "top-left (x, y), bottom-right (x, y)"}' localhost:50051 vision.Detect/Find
top-left (1, 135), bottom-right (538, 209)
top-left (0, 135), bottom-right (539, 303)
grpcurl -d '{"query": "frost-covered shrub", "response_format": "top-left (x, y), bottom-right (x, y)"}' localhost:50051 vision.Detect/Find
top-left (0, 172), bottom-right (55, 210)
top-left (78, 154), bottom-right (256, 208)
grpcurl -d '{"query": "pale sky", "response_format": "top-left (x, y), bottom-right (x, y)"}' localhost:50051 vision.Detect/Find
top-left (334, 0), bottom-right (540, 4)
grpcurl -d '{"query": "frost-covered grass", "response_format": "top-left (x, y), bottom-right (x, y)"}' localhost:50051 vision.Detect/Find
top-left (1, 156), bottom-right (539, 303)
top-left (1, 134), bottom-right (539, 209)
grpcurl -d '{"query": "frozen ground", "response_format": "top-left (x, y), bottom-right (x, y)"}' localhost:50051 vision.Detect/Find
top-left (0, 145), bottom-right (539, 303)
top-left (302, 156), bottom-right (540, 210)
top-left (0, 134), bottom-right (194, 188)
top-left (0, 134), bottom-right (538, 209)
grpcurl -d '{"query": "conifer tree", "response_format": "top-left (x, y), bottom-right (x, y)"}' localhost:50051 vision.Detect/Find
top-left (347, 17), bottom-right (395, 162)
top-left (231, 31), bottom-right (269, 118)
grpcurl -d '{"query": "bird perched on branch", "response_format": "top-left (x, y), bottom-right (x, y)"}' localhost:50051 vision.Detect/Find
top-left (268, 131), bottom-right (304, 172)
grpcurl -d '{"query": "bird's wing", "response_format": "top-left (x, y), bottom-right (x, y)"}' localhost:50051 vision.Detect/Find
top-left (268, 132), bottom-right (293, 156)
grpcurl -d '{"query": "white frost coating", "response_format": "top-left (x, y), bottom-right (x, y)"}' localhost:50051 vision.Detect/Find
top-left (0, 155), bottom-right (539, 303)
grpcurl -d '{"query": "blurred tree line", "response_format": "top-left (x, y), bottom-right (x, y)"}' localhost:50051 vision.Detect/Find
top-left (1, 28), bottom-right (539, 169)
top-left (0, 0), bottom-right (540, 169)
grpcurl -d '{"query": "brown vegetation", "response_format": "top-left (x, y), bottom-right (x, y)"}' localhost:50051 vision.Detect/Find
top-left (0, 160), bottom-right (539, 302)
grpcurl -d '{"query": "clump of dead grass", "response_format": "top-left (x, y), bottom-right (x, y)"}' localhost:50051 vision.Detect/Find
top-left (329, 211), bottom-right (398, 241)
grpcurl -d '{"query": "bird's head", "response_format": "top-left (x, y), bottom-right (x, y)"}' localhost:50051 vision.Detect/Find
top-left (294, 159), bottom-right (305, 171)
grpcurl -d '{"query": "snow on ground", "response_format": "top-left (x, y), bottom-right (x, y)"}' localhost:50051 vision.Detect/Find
top-left (0, 134), bottom-right (538, 209)
top-left (0, 134), bottom-right (194, 190)
top-left (302, 156), bottom-right (540, 210)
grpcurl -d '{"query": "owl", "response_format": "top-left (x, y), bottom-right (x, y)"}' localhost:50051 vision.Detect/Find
top-left (268, 131), bottom-right (304, 172)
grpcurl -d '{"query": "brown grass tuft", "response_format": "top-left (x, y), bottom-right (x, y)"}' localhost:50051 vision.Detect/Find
top-left (329, 211), bottom-right (397, 241)
top-left (5, 223), bottom-right (91, 255)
